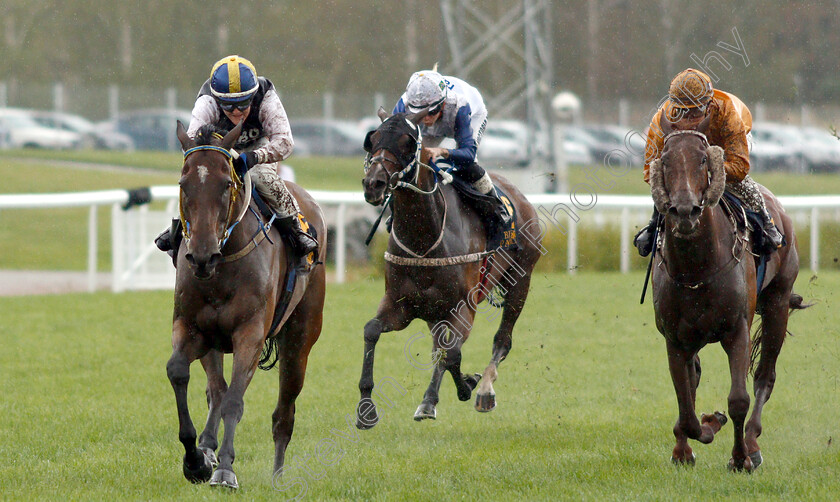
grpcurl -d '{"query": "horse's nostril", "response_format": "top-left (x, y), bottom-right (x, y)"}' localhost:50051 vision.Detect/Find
top-left (185, 254), bottom-right (196, 267)
top-left (208, 253), bottom-right (222, 269)
top-left (690, 206), bottom-right (702, 219)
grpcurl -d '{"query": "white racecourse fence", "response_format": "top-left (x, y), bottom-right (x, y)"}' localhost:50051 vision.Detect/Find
top-left (1, 188), bottom-right (839, 293)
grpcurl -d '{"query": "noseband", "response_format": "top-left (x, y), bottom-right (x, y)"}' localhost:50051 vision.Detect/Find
top-left (180, 144), bottom-right (252, 249)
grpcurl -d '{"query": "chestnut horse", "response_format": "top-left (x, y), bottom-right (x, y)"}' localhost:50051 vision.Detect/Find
top-left (356, 108), bottom-right (542, 427)
top-left (649, 115), bottom-right (807, 471)
top-left (166, 121), bottom-right (326, 489)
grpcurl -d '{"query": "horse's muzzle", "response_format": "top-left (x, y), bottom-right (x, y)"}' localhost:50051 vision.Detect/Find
top-left (185, 251), bottom-right (222, 280)
top-left (668, 204), bottom-right (702, 236)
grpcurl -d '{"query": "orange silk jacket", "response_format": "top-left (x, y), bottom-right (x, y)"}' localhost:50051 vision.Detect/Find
top-left (643, 89), bottom-right (752, 184)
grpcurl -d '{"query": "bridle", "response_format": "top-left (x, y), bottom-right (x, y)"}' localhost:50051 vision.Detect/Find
top-left (363, 115), bottom-right (455, 258)
top-left (363, 116), bottom-right (453, 197)
top-left (179, 144), bottom-right (252, 249)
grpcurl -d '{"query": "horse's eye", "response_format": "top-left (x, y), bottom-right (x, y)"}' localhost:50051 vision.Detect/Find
top-left (701, 157), bottom-right (707, 165)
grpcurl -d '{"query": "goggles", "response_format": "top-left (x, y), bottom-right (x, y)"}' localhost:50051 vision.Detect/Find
top-left (407, 96), bottom-right (445, 116)
top-left (218, 98), bottom-right (253, 112)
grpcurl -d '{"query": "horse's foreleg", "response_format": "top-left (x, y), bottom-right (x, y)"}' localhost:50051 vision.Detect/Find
top-left (211, 324), bottom-right (264, 490)
top-left (415, 364), bottom-right (446, 421)
top-left (197, 350), bottom-right (226, 467)
top-left (167, 321), bottom-right (213, 483)
top-left (477, 272), bottom-right (533, 412)
top-left (722, 319), bottom-right (753, 472)
top-left (666, 342), bottom-right (721, 465)
top-left (357, 318), bottom-right (385, 429)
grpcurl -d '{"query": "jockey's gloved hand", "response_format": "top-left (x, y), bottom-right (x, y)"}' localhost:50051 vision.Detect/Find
top-left (233, 151), bottom-right (259, 178)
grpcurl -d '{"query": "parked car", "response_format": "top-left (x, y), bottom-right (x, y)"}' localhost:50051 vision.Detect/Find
top-left (749, 122), bottom-right (840, 173)
top-left (484, 119), bottom-right (594, 167)
top-left (290, 119), bottom-right (367, 157)
top-left (99, 108), bottom-right (193, 151)
top-left (0, 108), bottom-right (81, 149)
top-left (581, 124), bottom-right (647, 166)
top-left (30, 111), bottom-right (134, 151)
top-left (799, 127), bottom-right (840, 173)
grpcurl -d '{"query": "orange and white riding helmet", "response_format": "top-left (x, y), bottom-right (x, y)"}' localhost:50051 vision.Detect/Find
top-left (668, 68), bottom-right (714, 109)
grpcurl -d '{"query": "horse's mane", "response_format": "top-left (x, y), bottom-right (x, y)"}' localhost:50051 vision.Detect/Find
top-left (193, 124), bottom-right (226, 146)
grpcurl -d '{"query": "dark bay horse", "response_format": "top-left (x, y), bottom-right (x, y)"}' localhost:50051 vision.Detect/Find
top-left (166, 121), bottom-right (326, 489)
top-left (356, 108), bottom-right (542, 427)
top-left (649, 115), bottom-right (808, 471)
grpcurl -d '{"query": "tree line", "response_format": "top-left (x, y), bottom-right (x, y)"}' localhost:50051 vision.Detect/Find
top-left (2, 0), bottom-right (837, 106)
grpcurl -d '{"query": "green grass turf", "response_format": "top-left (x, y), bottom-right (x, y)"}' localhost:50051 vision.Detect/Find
top-left (0, 271), bottom-right (837, 500)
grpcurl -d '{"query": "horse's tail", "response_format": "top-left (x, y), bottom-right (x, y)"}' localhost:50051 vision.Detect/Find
top-left (259, 335), bottom-right (280, 371)
top-left (749, 292), bottom-right (813, 374)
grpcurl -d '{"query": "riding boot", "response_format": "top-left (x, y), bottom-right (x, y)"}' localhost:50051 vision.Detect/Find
top-left (729, 175), bottom-right (784, 254)
top-left (633, 208), bottom-right (660, 257)
top-left (275, 214), bottom-right (319, 260)
top-left (154, 218), bottom-right (183, 266)
top-left (471, 172), bottom-right (512, 235)
top-left (758, 208), bottom-right (784, 254)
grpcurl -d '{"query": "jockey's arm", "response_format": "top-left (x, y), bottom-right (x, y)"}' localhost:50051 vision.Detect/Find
top-left (250, 89), bottom-right (294, 164)
top-left (643, 113), bottom-right (665, 184)
top-left (719, 124), bottom-right (750, 183)
top-left (186, 95), bottom-right (217, 138)
top-left (445, 106), bottom-right (478, 167)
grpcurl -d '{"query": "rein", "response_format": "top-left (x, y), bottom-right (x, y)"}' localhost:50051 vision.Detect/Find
top-left (180, 144), bottom-right (258, 258)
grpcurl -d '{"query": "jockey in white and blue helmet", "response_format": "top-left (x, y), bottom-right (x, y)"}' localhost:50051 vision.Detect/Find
top-left (393, 69), bottom-right (509, 234)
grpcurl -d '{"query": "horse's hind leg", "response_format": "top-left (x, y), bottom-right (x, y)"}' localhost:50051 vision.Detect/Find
top-left (721, 320), bottom-right (753, 472)
top-left (476, 271), bottom-right (533, 412)
top-left (166, 321), bottom-right (213, 483)
top-left (197, 350), bottom-right (226, 466)
top-left (745, 290), bottom-right (791, 470)
top-left (271, 340), bottom-right (313, 477)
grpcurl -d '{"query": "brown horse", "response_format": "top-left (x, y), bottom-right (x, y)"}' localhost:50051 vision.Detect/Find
top-left (166, 121), bottom-right (326, 489)
top-left (356, 108), bottom-right (542, 428)
top-left (649, 115), bottom-right (808, 471)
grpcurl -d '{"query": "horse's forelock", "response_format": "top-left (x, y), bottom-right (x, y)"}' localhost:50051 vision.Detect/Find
top-left (194, 125), bottom-right (225, 146)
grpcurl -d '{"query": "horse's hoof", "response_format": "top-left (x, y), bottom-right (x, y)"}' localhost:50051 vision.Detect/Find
top-left (748, 450), bottom-right (763, 470)
top-left (356, 400), bottom-right (379, 430)
top-left (182, 451), bottom-right (213, 484)
top-left (475, 392), bottom-right (496, 412)
top-left (199, 447), bottom-right (218, 468)
top-left (210, 468), bottom-right (239, 489)
top-left (671, 451), bottom-right (696, 466)
top-left (727, 455), bottom-right (754, 473)
top-left (414, 403), bottom-right (436, 421)
top-left (464, 373), bottom-right (482, 390)
top-left (700, 411), bottom-right (728, 430)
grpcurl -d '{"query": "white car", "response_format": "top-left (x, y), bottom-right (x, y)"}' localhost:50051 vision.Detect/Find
top-left (30, 111), bottom-right (134, 151)
top-left (0, 108), bottom-right (82, 149)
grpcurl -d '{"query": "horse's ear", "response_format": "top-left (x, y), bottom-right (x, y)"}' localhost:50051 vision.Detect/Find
top-left (659, 112), bottom-right (676, 136)
top-left (696, 112), bottom-right (712, 135)
top-left (176, 121), bottom-right (193, 150)
top-left (377, 107), bottom-right (389, 122)
top-left (406, 107), bottom-right (430, 125)
top-left (221, 120), bottom-right (244, 150)
top-left (363, 130), bottom-right (375, 153)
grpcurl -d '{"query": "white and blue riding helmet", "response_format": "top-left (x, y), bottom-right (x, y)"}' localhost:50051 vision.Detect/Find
top-left (405, 70), bottom-right (447, 113)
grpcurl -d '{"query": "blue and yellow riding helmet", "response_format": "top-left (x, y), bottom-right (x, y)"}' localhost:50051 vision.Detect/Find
top-left (210, 55), bottom-right (259, 104)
